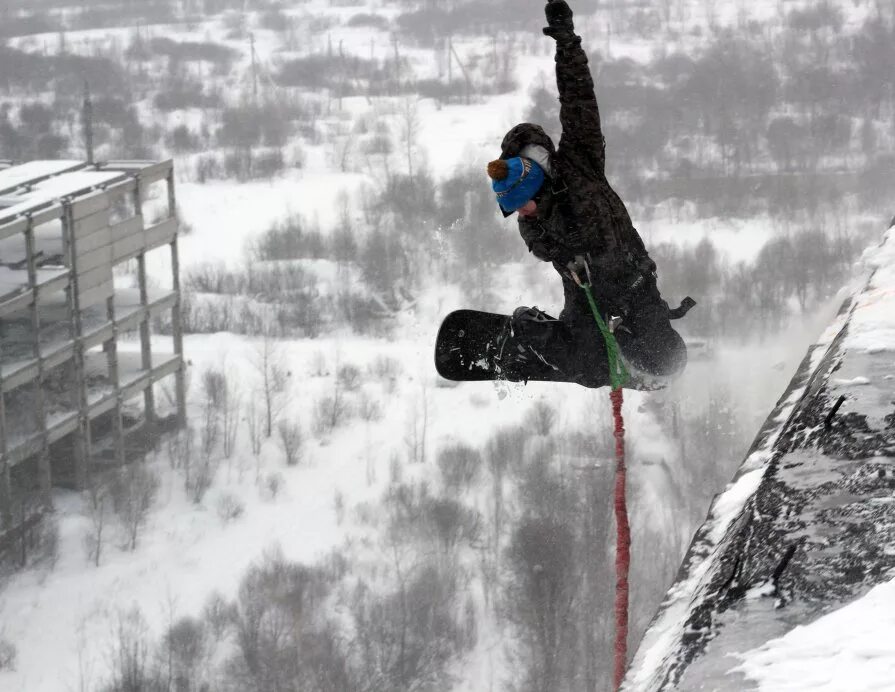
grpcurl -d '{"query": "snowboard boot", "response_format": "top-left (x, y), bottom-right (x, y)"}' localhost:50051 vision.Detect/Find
top-left (491, 306), bottom-right (573, 381)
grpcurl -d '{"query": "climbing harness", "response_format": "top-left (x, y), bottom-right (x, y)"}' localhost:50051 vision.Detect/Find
top-left (569, 258), bottom-right (631, 691)
top-left (568, 258), bottom-right (628, 390)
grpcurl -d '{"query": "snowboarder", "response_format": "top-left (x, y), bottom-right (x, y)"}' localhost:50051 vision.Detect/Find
top-left (485, 0), bottom-right (693, 388)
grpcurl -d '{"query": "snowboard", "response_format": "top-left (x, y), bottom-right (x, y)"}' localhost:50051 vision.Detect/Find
top-left (434, 309), bottom-right (511, 382)
top-left (434, 309), bottom-right (668, 390)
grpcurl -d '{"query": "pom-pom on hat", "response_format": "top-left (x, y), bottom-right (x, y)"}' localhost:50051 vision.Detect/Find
top-left (488, 156), bottom-right (545, 212)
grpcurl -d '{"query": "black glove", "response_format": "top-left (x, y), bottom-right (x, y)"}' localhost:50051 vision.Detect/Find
top-left (543, 0), bottom-right (574, 39)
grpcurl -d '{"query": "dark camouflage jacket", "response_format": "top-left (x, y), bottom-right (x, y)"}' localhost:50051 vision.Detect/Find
top-left (500, 30), bottom-right (657, 317)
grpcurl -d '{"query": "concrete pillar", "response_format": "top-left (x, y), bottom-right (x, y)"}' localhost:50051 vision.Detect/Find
top-left (133, 179), bottom-right (156, 434)
top-left (0, 391), bottom-right (11, 528)
top-left (62, 201), bottom-right (90, 491)
top-left (168, 171), bottom-right (187, 428)
top-left (25, 219), bottom-right (53, 503)
top-left (104, 296), bottom-right (126, 466)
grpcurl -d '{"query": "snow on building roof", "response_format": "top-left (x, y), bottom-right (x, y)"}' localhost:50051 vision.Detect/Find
top-left (0, 160), bottom-right (85, 195)
top-left (0, 170), bottom-right (124, 222)
top-left (625, 222), bottom-right (895, 691)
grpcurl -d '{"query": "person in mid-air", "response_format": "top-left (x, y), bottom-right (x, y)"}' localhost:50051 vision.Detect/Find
top-left (486, 0), bottom-right (693, 388)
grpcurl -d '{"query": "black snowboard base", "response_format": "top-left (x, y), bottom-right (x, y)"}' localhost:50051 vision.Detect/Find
top-left (434, 309), bottom-right (668, 390)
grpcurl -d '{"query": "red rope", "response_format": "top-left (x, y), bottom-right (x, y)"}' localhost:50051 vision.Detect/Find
top-left (610, 387), bottom-right (630, 691)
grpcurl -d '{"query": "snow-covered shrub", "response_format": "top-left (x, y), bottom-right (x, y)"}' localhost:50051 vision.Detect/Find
top-left (422, 497), bottom-right (482, 554)
top-left (525, 400), bottom-right (558, 437)
top-left (259, 6), bottom-right (290, 31)
top-left (263, 472), bottom-right (285, 500)
top-left (194, 153), bottom-right (223, 183)
top-left (486, 425), bottom-right (529, 479)
top-left (334, 490), bottom-right (345, 525)
top-left (357, 392), bottom-right (384, 422)
top-left (186, 458), bottom-right (216, 505)
top-left (312, 392), bottom-right (353, 436)
top-left (0, 637), bottom-right (16, 671)
top-left (153, 78), bottom-right (222, 111)
top-left (216, 493), bottom-right (245, 524)
top-left (436, 442), bottom-right (482, 492)
top-left (253, 149), bottom-right (286, 179)
top-left (277, 420), bottom-right (303, 467)
top-left (346, 12), bottom-right (390, 29)
top-left (337, 363), bottom-right (363, 392)
top-left (251, 215), bottom-right (326, 261)
top-left (369, 355), bottom-right (402, 380)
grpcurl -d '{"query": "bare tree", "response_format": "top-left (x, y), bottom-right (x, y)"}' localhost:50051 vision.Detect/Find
top-left (245, 394), bottom-right (264, 458)
top-left (83, 478), bottom-right (108, 567)
top-left (253, 331), bottom-right (291, 438)
top-left (166, 425), bottom-right (195, 472)
top-left (220, 372), bottom-right (241, 462)
top-left (162, 616), bottom-right (210, 692)
top-left (404, 384), bottom-right (429, 464)
top-left (399, 97), bottom-right (420, 179)
top-left (485, 427), bottom-right (523, 556)
top-left (200, 367), bottom-right (230, 458)
top-left (506, 517), bottom-right (579, 692)
top-left (312, 379), bottom-right (352, 436)
top-left (106, 607), bottom-right (155, 691)
top-left (111, 463), bottom-right (160, 551)
top-left (351, 555), bottom-right (469, 691)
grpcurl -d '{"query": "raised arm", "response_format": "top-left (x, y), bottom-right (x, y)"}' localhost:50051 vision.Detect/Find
top-left (543, 0), bottom-right (605, 175)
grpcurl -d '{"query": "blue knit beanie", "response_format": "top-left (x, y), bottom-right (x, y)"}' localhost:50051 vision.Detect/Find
top-left (488, 157), bottom-right (545, 212)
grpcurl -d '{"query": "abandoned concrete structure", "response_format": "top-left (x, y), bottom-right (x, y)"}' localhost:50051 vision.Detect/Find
top-left (0, 159), bottom-right (186, 531)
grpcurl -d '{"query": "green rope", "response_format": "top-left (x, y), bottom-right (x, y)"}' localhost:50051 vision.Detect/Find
top-left (580, 282), bottom-right (629, 390)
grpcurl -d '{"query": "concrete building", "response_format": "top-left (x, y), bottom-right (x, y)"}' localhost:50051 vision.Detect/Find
top-left (0, 159), bottom-right (186, 534)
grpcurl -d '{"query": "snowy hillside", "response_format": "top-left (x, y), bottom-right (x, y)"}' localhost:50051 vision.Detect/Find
top-left (1, 0), bottom-right (894, 690)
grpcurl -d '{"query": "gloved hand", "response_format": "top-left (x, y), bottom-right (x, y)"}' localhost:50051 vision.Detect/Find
top-left (543, 0), bottom-right (574, 39)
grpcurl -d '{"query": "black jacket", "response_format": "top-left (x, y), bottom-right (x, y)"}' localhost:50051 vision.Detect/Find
top-left (500, 31), bottom-right (657, 319)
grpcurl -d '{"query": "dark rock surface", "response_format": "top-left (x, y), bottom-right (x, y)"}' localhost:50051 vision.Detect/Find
top-left (625, 226), bottom-right (895, 690)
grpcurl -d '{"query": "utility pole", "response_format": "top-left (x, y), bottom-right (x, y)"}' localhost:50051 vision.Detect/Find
top-left (249, 33), bottom-right (258, 105)
top-left (447, 36), bottom-right (452, 87)
top-left (82, 81), bottom-right (94, 164)
top-left (392, 35), bottom-right (401, 94)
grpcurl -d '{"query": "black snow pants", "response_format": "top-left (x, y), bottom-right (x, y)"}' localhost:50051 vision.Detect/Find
top-left (503, 280), bottom-right (687, 389)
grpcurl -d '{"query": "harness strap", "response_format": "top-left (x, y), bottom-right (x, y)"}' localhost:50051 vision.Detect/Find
top-left (568, 265), bottom-right (629, 391)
